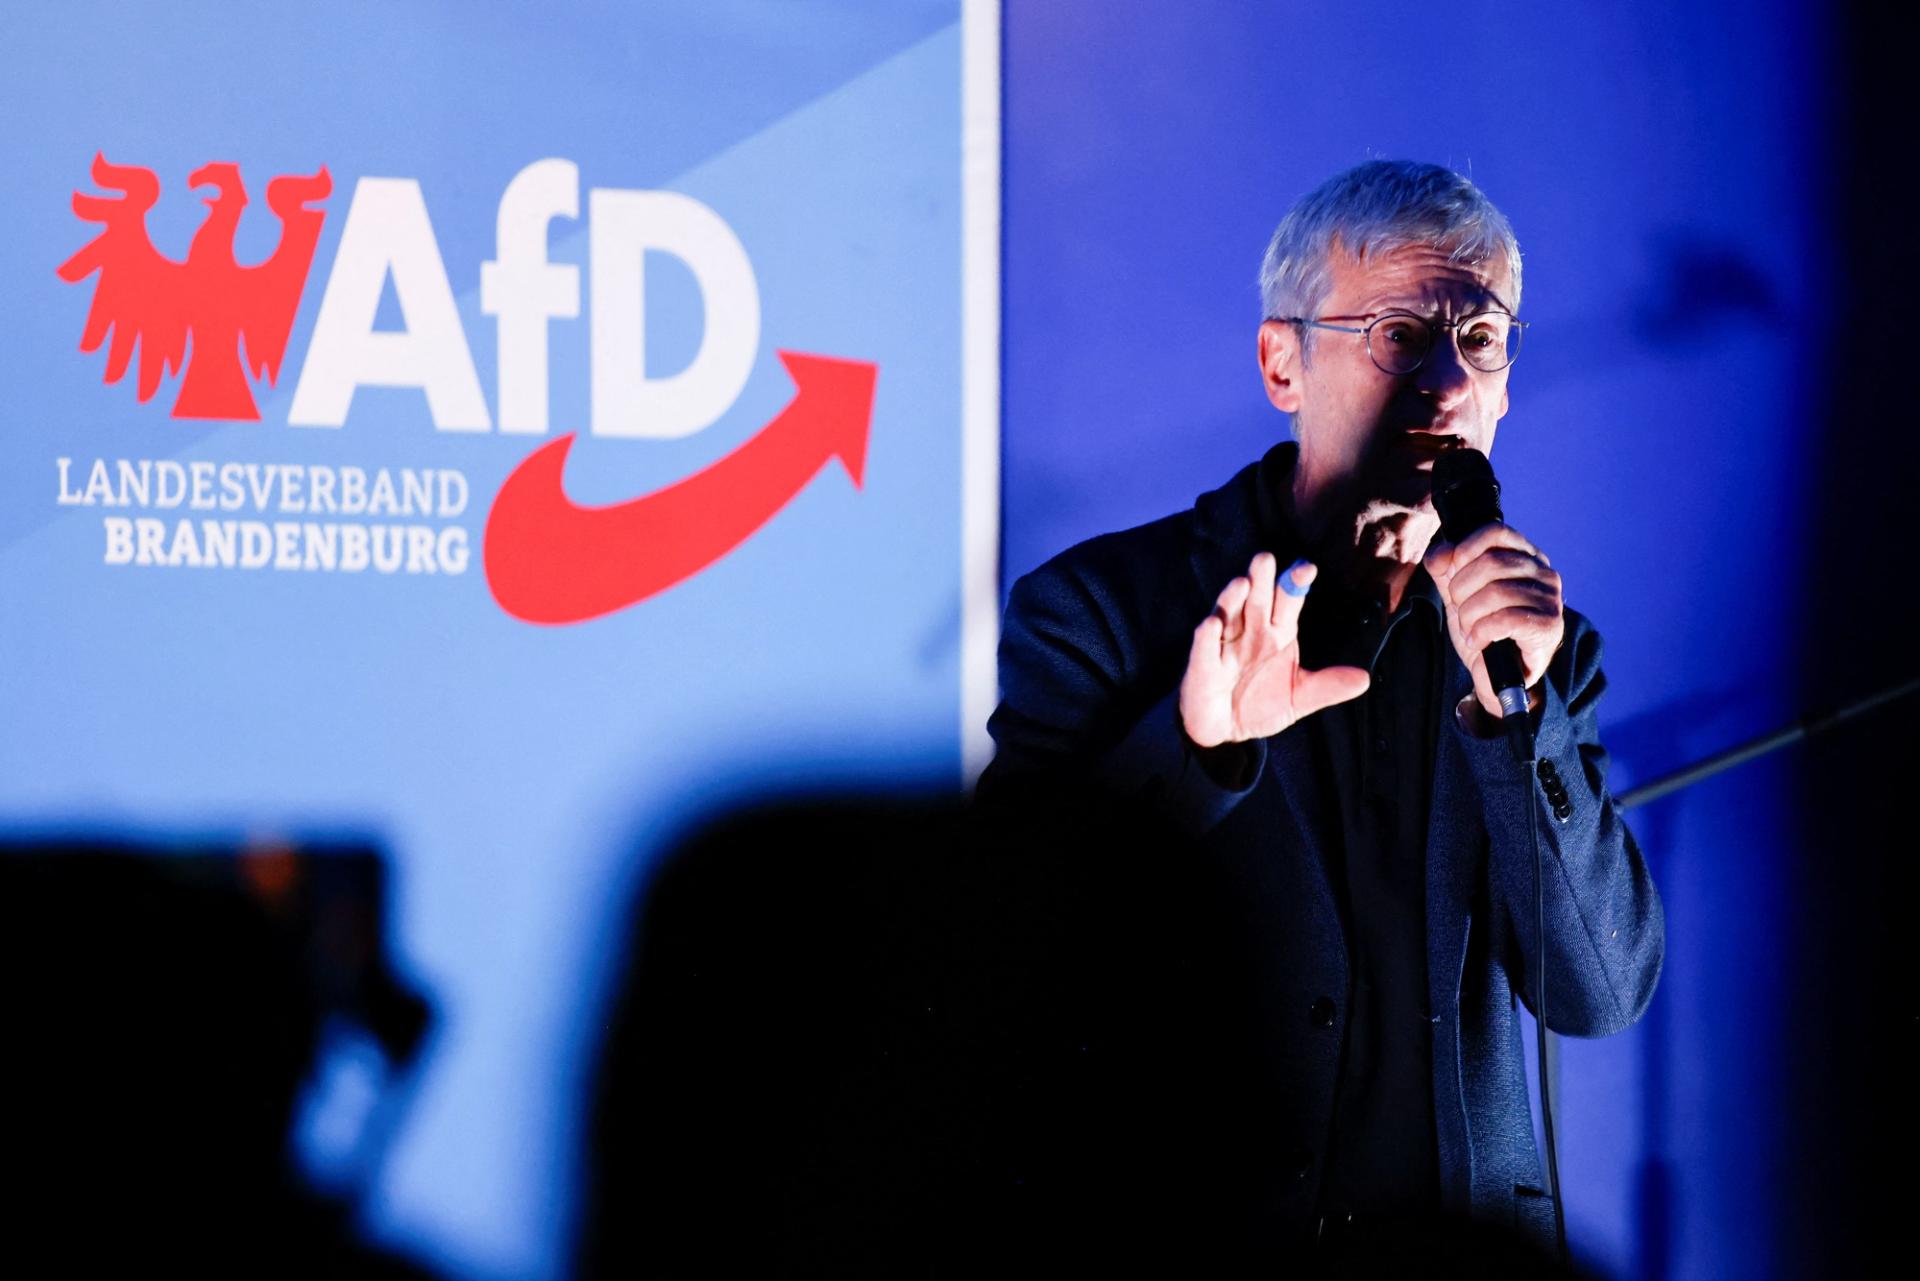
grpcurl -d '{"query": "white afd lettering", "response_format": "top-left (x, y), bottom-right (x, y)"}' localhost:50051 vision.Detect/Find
top-left (288, 164), bottom-right (760, 438)
top-left (590, 188), bottom-right (760, 439)
top-left (480, 159), bottom-right (580, 435)
top-left (289, 178), bottom-right (492, 431)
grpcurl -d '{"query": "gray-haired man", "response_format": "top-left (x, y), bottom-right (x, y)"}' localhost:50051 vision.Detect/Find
top-left (982, 160), bottom-right (1663, 1256)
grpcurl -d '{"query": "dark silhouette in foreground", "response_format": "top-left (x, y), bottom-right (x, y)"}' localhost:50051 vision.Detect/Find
top-left (1, 839), bottom-right (435, 1279)
top-left (576, 791), bottom-right (1587, 1279)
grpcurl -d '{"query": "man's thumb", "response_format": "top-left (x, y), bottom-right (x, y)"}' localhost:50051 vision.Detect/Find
top-left (1294, 665), bottom-right (1371, 718)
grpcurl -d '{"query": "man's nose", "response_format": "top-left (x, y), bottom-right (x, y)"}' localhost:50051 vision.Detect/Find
top-left (1413, 332), bottom-right (1474, 407)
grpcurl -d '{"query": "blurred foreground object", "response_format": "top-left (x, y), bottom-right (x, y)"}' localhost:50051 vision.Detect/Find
top-left (1, 838), bottom-right (434, 1279)
top-left (576, 792), bottom-right (1582, 1279)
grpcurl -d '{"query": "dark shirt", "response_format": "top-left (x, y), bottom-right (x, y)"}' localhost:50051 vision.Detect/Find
top-left (1298, 570), bottom-right (1444, 1223)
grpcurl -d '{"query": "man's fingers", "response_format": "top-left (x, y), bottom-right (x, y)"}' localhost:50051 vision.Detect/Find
top-left (1466, 604), bottom-right (1561, 655)
top-left (1272, 557), bottom-right (1316, 627)
top-left (1214, 575), bottom-right (1252, 642)
top-left (1445, 525), bottom-right (1546, 594)
top-left (1293, 663), bottom-right (1371, 717)
top-left (1448, 546), bottom-right (1560, 607)
top-left (1245, 552), bottom-right (1277, 633)
top-left (1191, 612), bottom-right (1225, 665)
top-left (1453, 575), bottom-right (1559, 640)
top-left (1181, 616), bottom-right (1232, 748)
top-left (1451, 521), bottom-right (1540, 565)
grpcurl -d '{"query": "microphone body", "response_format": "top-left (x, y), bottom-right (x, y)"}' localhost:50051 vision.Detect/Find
top-left (1431, 449), bottom-right (1534, 758)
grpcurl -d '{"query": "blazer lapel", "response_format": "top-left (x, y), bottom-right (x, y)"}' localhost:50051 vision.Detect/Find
top-left (1426, 655), bottom-right (1484, 1019)
top-left (1426, 653), bottom-right (1485, 1213)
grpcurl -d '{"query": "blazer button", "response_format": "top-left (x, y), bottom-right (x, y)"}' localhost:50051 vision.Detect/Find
top-left (1310, 997), bottom-right (1337, 1029)
top-left (1289, 1149), bottom-right (1314, 1180)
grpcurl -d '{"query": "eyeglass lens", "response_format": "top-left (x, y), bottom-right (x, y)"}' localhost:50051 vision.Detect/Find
top-left (1367, 312), bottom-right (1520, 375)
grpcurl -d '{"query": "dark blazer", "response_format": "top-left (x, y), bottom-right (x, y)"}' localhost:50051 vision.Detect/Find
top-left (981, 441), bottom-right (1664, 1246)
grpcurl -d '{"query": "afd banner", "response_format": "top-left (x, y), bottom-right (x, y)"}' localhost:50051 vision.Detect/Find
top-left (0, 2), bottom-right (997, 1275)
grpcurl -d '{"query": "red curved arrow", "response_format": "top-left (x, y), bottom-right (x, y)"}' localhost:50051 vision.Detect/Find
top-left (483, 349), bottom-right (877, 624)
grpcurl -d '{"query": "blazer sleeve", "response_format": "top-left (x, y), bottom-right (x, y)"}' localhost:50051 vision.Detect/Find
top-left (978, 554), bottom-right (1264, 834)
top-left (1451, 612), bottom-right (1665, 1037)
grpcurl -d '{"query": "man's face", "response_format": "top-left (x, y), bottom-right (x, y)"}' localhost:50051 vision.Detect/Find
top-left (1259, 240), bottom-right (1514, 520)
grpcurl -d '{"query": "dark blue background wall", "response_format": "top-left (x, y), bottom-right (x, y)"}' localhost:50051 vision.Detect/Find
top-left (1002, 4), bottom-right (1902, 1277)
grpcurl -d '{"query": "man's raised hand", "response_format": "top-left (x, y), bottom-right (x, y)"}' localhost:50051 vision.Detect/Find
top-left (1178, 552), bottom-right (1372, 748)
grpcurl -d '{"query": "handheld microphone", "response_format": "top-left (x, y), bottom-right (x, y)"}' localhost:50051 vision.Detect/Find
top-left (1432, 448), bottom-right (1534, 759)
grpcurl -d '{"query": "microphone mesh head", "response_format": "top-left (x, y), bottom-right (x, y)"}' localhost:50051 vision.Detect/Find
top-left (1431, 447), bottom-right (1503, 543)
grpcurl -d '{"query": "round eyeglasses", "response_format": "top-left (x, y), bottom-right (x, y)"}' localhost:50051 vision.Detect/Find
top-left (1279, 309), bottom-right (1527, 376)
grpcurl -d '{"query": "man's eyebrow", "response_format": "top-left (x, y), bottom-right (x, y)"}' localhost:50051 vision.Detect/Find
top-left (1357, 287), bottom-right (1515, 316)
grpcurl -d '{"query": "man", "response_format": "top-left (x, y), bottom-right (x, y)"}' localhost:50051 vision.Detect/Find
top-left (980, 160), bottom-right (1663, 1256)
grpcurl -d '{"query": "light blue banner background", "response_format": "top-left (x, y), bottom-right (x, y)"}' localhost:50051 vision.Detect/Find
top-left (1, 3), bottom-right (969, 1275)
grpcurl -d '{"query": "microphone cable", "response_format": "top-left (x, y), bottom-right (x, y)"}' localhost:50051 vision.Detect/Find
top-left (1518, 728), bottom-right (1570, 1265)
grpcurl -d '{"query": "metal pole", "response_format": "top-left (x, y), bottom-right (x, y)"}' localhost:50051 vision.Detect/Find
top-left (1617, 673), bottom-right (1920, 811)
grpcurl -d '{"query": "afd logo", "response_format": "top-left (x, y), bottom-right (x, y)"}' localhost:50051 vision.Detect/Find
top-left (57, 154), bottom-right (878, 624)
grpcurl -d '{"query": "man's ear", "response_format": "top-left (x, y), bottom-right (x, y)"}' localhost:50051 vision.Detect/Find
top-left (1258, 319), bottom-right (1304, 414)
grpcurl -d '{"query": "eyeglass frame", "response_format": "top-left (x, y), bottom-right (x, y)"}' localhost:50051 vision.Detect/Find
top-left (1276, 309), bottom-right (1529, 375)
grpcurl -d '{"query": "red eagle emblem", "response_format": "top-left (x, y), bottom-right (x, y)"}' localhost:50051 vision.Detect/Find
top-left (57, 153), bottom-right (332, 420)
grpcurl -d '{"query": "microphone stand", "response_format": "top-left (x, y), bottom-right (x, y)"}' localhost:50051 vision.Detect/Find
top-left (1616, 673), bottom-right (1920, 811)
